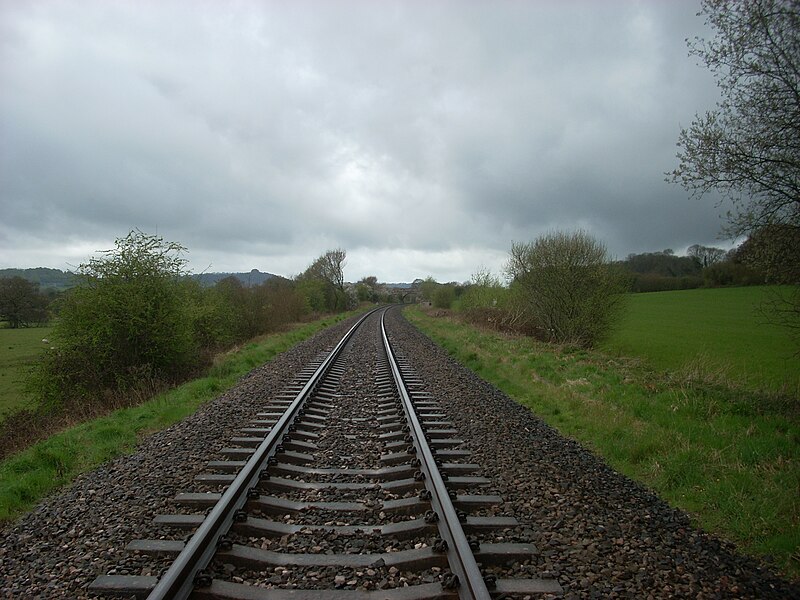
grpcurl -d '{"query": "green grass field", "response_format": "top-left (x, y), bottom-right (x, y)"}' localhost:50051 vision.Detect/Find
top-left (0, 326), bottom-right (52, 420)
top-left (405, 296), bottom-right (799, 580)
top-left (603, 286), bottom-right (798, 395)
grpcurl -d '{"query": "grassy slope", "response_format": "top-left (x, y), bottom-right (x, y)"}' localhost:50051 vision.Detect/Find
top-left (0, 313), bottom-right (352, 523)
top-left (405, 303), bottom-right (799, 579)
top-left (603, 287), bottom-right (798, 395)
top-left (0, 327), bottom-right (52, 420)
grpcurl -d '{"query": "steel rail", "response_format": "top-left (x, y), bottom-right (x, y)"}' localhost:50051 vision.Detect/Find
top-left (146, 308), bottom-right (380, 600)
top-left (380, 309), bottom-right (491, 600)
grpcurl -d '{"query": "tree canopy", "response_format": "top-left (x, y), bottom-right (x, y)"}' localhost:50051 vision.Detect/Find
top-left (670, 0), bottom-right (799, 239)
top-left (0, 276), bottom-right (49, 328)
top-left (296, 249), bottom-right (349, 312)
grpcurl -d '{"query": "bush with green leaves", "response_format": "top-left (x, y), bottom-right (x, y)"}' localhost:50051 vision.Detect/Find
top-left (432, 285), bottom-right (456, 309)
top-left (506, 230), bottom-right (628, 347)
top-left (31, 231), bottom-right (201, 408)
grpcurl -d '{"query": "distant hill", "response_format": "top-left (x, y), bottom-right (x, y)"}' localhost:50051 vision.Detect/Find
top-left (0, 267), bottom-right (77, 290)
top-left (0, 267), bottom-right (282, 290)
top-left (191, 269), bottom-right (281, 287)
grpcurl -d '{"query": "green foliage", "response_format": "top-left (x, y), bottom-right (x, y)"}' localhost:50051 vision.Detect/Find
top-left (457, 269), bottom-right (527, 332)
top-left (295, 277), bottom-right (330, 313)
top-left (356, 276), bottom-right (380, 303)
top-left (703, 260), bottom-right (764, 287)
top-left (432, 284), bottom-right (456, 309)
top-left (29, 231), bottom-right (199, 408)
top-left (296, 249), bottom-right (349, 312)
top-left (252, 277), bottom-right (308, 332)
top-left (737, 225), bottom-right (800, 286)
top-left (418, 276), bottom-right (439, 302)
top-left (181, 278), bottom-right (240, 351)
top-left (0, 277), bottom-right (49, 328)
top-left (620, 244), bottom-right (767, 291)
top-left (460, 268), bottom-right (502, 305)
top-left (27, 231), bottom-right (318, 412)
top-left (630, 273), bottom-right (704, 293)
top-left (506, 230), bottom-right (628, 346)
top-left (735, 225), bottom-right (800, 346)
top-left (406, 305), bottom-right (800, 578)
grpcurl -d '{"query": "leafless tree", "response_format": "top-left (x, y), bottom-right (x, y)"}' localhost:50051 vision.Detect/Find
top-left (670, 0), bottom-right (799, 239)
top-left (687, 244), bottom-right (727, 268)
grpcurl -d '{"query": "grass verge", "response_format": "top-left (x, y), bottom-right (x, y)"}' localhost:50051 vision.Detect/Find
top-left (405, 306), bottom-right (800, 580)
top-left (0, 312), bottom-right (353, 524)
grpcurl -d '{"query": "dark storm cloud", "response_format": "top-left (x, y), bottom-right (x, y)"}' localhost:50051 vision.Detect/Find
top-left (0, 0), bottom-right (722, 281)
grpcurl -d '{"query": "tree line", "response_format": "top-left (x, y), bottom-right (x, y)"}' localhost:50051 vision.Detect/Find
top-left (618, 235), bottom-right (781, 293)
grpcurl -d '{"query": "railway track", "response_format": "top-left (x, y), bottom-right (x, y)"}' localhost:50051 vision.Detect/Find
top-left (89, 307), bottom-right (562, 599)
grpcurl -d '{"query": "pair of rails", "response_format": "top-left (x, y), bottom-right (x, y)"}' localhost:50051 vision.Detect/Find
top-left (91, 307), bottom-right (561, 599)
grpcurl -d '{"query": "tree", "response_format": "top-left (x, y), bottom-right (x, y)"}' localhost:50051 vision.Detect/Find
top-left (736, 224), bottom-right (800, 344)
top-left (418, 277), bottom-right (439, 303)
top-left (670, 0), bottom-right (799, 250)
top-left (735, 224), bottom-right (800, 284)
top-left (505, 231), bottom-right (628, 347)
top-left (687, 244), bottom-right (727, 268)
top-left (432, 284), bottom-right (456, 309)
top-left (296, 249), bottom-right (348, 311)
top-left (0, 276), bottom-right (49, 328)
top-left (622, 251), bottom-right (701, 277)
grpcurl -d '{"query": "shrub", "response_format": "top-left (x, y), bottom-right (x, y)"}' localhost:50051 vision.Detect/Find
top-left (505, 230), bottom-right (628, 347)
top-left (433, 285), bottom-right (456, 309)
top-left (30, 231), bottom-right (200, 408)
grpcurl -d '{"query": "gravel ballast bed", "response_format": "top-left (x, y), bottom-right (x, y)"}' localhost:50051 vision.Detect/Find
top-left (0, 307), bottom-right (797, 598)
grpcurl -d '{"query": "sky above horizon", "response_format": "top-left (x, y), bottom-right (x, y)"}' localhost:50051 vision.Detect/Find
top-left (1, 0), bottom-right (731, 283)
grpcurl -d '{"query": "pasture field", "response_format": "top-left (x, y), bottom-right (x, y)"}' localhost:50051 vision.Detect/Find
top-left (0, 326), bottom-right (52, 421)
top-left (405, 303), bottom-right (799, 579)
top-left (603, 286), bottom-right (798, 395)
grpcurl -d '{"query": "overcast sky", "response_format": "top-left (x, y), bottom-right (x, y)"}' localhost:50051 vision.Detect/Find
top-left (1, 0), bottom-right (729, 282)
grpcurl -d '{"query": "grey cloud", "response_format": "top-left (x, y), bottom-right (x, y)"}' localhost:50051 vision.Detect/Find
top-left (1, 0), bottom-right (725, 281)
